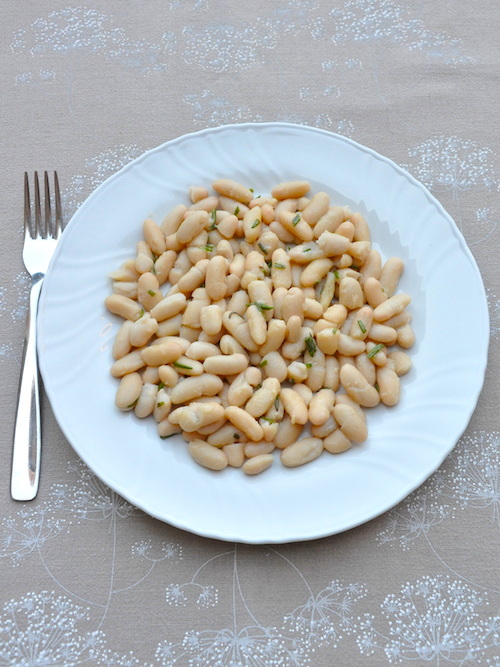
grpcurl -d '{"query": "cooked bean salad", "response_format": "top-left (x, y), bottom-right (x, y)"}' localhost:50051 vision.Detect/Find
top-left (105, 179), bottom-right (414, 474)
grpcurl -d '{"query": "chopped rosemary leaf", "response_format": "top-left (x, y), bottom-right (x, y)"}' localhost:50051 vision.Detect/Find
top-left (234, 206), bottom-right (240, 215)
top-left (367, 343), bottom-right (384, 359)
top-left (138, 308), bottom-right (145, 318)
top-left (262, 416), bottom-right (275, 424)
top-left (127, 399), bottom-right (138, 408)
top-left (248, 301), bottom-right (273, 312)
top-left (148, 289), bottom-right (157, 296)
top-left (334, 270), bottom-right (340, 279)
top-left (234, 433), bottom-right (240, 439)
top-left (151, 264), bottom-right (156, 274)
top-left (374, 382), bottom-right (380, 392)
top-left (258, 359), bottom-right (268, 367)
top-left (292, 213), bottom-right (301, 226)
top-left (251, 219), bottom-right (261, 229)
top-left (211, 208), bottom-right (217, 222)
top-left (249, 188), bottom-right (254, 192)
top-left (201, 244), bottom-right (214, 252)
top-left (265, 260), bottom-right (273, 268)
top-left (208, 222), bottom-right (217, 231)
top-left (305, 335), bottom-right (317, 357)
top-left (258, 242), bottom-right (268, 254)
top-left (160, 433), bottom-right (176, 439)
top-left (305, 363), bottom-right (312, 368)
top-left (332, 328), bottom-right (338, 334)
top-left (157, 401), bottom-right (165, 407)
top-left (173, 361), bottom-right (193, 370)
top-left (157, 382), bottom-right (165, 390)
top-left (357, 320), bottom-right (367, 334)
top-left (351, 265), bottom-right (361, 271)
top-left (303, 247), bottom-right (311, 253)
top-left (274, 396), bottom-right (279, 410)
top-left (274, 262), bottom-right (286, 269)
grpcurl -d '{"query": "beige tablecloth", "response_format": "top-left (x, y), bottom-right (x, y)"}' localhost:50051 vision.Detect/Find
top-left (1, 2), bottom-right (499, 665)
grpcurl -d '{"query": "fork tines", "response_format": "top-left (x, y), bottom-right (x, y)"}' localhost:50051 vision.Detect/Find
top-left (24, 171), bottom-right (62, 239)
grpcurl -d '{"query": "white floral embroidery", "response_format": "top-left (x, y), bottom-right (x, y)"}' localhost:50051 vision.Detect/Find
top-left (330, 0), bottom-right (472, 66)
top-left (378, 431), bottom-right (500, 548)
top-left (11, 8), bottom-right (176, 74)
top-left (356, 576), bottom-right (500, 663)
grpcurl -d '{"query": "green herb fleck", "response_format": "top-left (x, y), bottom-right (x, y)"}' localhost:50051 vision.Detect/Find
top-left (305, 363), bottom-right (312, 368)
top-left (173, 361), bottom-right (193, 370)
top-left (249, 188), bottom-right (254, 193)
top-left (160, 433), bottom-right (176, 439)
top-left (138, 308), bottom-right (145, 318)
top-left (127, 399), bottom-right (138, 408)
top-left (292, 213), bottom-right (301, 226)
top-left (251, 219), bottom-right (261, 229)
top-left (254, 302), bottom-right (273, 312)
top-left (367, 343), bottom-right (384, 359)
top-left (303, 247), bottom-right (311, 253)
top-left (374, 381), bottom-right (380, 392)
top-left (157, 401), bottom-right (165, 407)
top-left (234, 433), bottom-right (240, 440)
top-left (258, 242), bottom-right (268, 254)
top-left (351, 265), bottom-right (361, 271)
top-left (334, 270), bottom-right (340, 279)
top-left (274, 263), bottom-right (286, 269)
top-left (357, 320), bottom-right (367, 334)
top-left (211, 208), bottom-right (217, 222)
top-left (332, 328), bottom-right (338, 334)
top-left (148, 289), bottom-right (157, 296)
top-left (157, 382), bottom-right (165, 391)
top-left (234, 206), bottom-right (240, 215)
top-left (274, 396), bottom-right (279, 411)
top-left (262, 416), bottom-right (275, 424)
top-left (201, 244), bottom-right (214, 252)
top-left (208, 222), bottom-right (217, 231)
top-left (305, 335), bottom-right (317, 357)
top-left (258, 359), bottom-right (268, 367)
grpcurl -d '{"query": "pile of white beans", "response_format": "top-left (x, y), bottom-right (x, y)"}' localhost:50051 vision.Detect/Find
top-left (105, 179), bottom-right (414, 475)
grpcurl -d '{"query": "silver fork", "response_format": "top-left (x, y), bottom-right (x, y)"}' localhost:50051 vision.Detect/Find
top-left (11, 171), bottom-right (62, 501)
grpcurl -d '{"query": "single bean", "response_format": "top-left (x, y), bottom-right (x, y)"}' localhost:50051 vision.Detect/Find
top-left (150, 293), bottom-right (187, 322)
top-left (115, 372), bottom-right (143, 410)
top-left (281, 437), bottom-right (323, 467)
top-left (188, 440), bottom-right (228, 471)
top-left (280, 210), bottom-right (313, 242)
top-left (304, 347), bottom-right (326, 393)
top-left (223, 443), bottom-right (246, 467)
top-left (367, 323), bottom-right (397, 345)
top-left (324, 355), bottom-right (340, 391)
top-left (176, 210), bottom-right (209, 245)
top-left (387, 350), bottom-right (412, 376)
top-left (309, 388), bottom-right (335, 426)
top-left (129, 314), bottom-right (159, 348)
top-left (157, 419), bottom-right (181, 439)
top-left (110, 350), bottom-right (146, 377)
top-left (373, 293), bottom-right (411, 322)
top-left (143, 218), bottom-right (166, 255)
top-left (274, 415), bottom-right (303, 449)
top-left (397, 323), bottom-right (415, 348)
top-left (112, 320), bottom-right (133, 360)
top-left (112, 281), bottom-right (138, 299)
top-left (340, 364), bottom-right (380, 407)
top-left (189, 195), bottom-right (219, 212)
top-left (212, 178), bottom-right (253, 204)
top-left (141, 341), bottom-right (183, 367)
top-left (134, 382), bottom-right (159, 418)
top-left (205, 255), bottom-right (228, 301)
top-left (338, 277), bottom-right (364, 310)
top-left (105, 294), bottom-right (144, 321)
top-left (244, 441), bottom-right (275, 458)
top-left (333, 403), bottom-right (368, 442)
top-left (301, 192), bottom-right (330, 225)
top-left (337, 333), bottom-right (366, 357)
top-left (225, 406), bottom-right (264, 441)
top-left (245, 377), bottom-right (281, 418)
top-left (178, 402), bottom-right (226, 432)
top-left (323, 430), bottom-right (352, 454)
top-left (243, 206), bottom-right (262, 243)
top-left (160, 204), bottom-right (188, 236)
top-left (170, 374), bottom-right (224, 404)
top-left (355, 352), bottom-right (377, 385)
top-left (200, 305), bottom-right (223, 336)
top-left (272, 181), bottom-right (311, 200)
top-left (203, 353), bottom-right (249, 375)
top-left (259, 319), bottom-right (287, 356)
top-left (379, 257), bottom-right (404, 296)
top-left (313, 206), bottom-right (349, 238)
top-left (153, 388), bottom-right (171, 422)
top-left (280, 388), bottom-right (308, 424)
top-left (242, 453), bottom-right (274, 475)
top-left (246, 304), bottom-right (267, 345)
top-left (377, 366), bottom-right (401, 406)
top-left (316, 327), bottom-right (340, 355)
top-left (261, 351), bottom-right (287, 382)
top-left (158, 364), bottom-right (179, 387)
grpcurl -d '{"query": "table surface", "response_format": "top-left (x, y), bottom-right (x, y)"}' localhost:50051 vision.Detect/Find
top-left (1, 2), bottom-right (498, 665)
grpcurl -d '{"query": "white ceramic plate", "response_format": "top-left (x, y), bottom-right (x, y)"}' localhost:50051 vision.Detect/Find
top-left (38, 123), bottom-right (489, 543)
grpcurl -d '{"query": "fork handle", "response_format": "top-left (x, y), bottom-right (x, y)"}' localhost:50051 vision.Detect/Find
top-left (11, 276), bottom-right (44, 501)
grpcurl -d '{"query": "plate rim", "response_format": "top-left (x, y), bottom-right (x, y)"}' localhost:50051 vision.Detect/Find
top-left (38, 122), bottom-right (490, 543)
